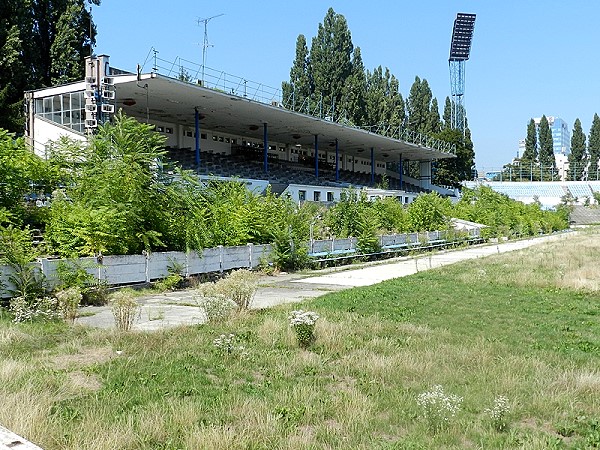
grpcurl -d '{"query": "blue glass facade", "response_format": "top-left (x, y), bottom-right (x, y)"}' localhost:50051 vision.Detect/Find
top-left (533, 116), bottom-right (571, 156)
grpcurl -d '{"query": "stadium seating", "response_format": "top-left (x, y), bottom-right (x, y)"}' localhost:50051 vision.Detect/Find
top-left (163, 147), bottom-right (428, 194)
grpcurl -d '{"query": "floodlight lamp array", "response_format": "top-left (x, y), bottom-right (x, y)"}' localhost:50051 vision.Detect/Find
top-left (449, 13), bottom-right (476, 61)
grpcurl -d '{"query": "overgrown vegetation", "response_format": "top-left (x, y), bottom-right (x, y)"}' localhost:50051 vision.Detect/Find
top-left (0, 230), bottom-right (597, 449)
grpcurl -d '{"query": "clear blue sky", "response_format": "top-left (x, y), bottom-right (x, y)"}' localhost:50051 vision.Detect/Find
top-left (93, 1), bottom-right (600, 171)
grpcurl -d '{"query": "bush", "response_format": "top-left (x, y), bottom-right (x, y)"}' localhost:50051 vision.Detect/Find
top-left (288, 310), bottom-right (319, 348)
top-left (196, 295), bottom-right (237, 323)
top-left (0, 225), bottom-right (45, 301)
top-left (214, 269), bottom-right (258, 310)
top-left (54, 287), bottom-right (82, 323)
top-left (110, 291), bottom-right (140, 331)
top-left (10, 296), bottom-right (61, 323)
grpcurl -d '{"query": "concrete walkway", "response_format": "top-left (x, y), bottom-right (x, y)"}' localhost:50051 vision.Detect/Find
top-left (76, 232), bottom-right (575, 331)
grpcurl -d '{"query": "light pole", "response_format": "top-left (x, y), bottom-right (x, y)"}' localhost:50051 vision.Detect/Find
top-left (309, 214), bottom-right (322, 254)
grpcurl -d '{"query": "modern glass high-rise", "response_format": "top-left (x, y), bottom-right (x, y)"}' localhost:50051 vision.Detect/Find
top-left (533, 116), bottom-right (571, 155)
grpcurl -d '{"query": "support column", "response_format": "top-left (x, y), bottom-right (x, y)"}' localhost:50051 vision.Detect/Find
top-left (335, 138), bottom-right (339, 182)
top-left (195, 107), bottom-right (200, 169)
top-left (399, 155), bottom-right (403, 190)
top-left (314, 134), bottom-right (319, 179)
top-left (419, 160), bottom-right (432, 191)
top-left (263, 122), bottom-right (268, 174)
top-left (370, 147), bottom-right (375, 185)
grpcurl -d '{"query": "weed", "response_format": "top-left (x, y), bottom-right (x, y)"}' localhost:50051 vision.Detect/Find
top-left (288, 310), bottom-right (319, 349)
top-left (416, 385), bottom-right (462, 431)
top-left (9, 296), bottom-right (61, 323)
top-left (109, 291), bottom-right (140, 331)
top-left (485, 395), bottom-right (510, 431)
top-left (54, 287), bottom-right (82, 323)
top-left (196, 295), bottom-right (236, 323)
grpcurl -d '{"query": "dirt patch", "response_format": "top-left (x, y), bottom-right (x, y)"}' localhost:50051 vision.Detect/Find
top-left (68, 370), bottom-right (103, 392)
top-left (50, 346), bottom-right (114, 370)
top-left (519, 417), bottom-right (572, 445)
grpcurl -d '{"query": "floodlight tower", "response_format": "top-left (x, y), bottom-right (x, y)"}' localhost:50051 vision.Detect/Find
top-left (449, 13), bottom-right (476, 134)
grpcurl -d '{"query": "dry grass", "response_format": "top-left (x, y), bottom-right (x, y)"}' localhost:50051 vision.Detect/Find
top-left (0, 229), bottom-right (599, 448)
top-left (458, 228), bottom-right (600, 291)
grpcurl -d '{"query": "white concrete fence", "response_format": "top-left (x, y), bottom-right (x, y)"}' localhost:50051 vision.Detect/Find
top-left (1, 243), bottom-right (272, 298)
top-left (0, 228), bottom-right (481, 298)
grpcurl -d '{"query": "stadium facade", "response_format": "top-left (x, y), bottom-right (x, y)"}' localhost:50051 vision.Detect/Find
top-left (24, 54), bottom-right (458, 204)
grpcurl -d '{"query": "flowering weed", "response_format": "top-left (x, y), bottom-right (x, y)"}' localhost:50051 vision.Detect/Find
top-left (289, 310), bottom-right (319, 348)
top-left (416, 385), bottom-right (462, 430)
top-left (485, 395), bottom-right (510, 431)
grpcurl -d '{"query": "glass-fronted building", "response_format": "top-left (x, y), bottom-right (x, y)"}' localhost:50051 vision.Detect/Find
top-left (533, 116), bottom-right (571, 156)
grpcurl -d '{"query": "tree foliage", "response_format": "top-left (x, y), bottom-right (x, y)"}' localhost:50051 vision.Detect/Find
top-left (282, 34), bottom-right (311, 112)
top-left (537, 115), bottom-right (555, 174)
top-left (588, 113), bottom-right (600, 173)
top-left (0, 129), bottom-right (59, 226)
top-left (309, 7), bottom-right (354, 118)
top-left (0, 0), bottom-right (100, 132)
top-left (523, 118), bottom-right (538, 162)
top-left (454, 186), bottom-right (568, 238)
top-left (433, 128), bottom-right (475, 187)
top-left (569, 118), bottom-right (586, 180)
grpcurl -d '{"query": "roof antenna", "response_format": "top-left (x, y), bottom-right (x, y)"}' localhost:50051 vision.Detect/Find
top-left (197, 13), bottom-right (224, 86)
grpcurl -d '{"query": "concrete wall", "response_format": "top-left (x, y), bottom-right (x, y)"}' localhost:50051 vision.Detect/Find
top-left (1, 244), bottom-right (273, 299)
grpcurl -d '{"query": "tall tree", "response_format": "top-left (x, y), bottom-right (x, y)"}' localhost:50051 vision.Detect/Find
top-left (340, 46), bottom-right (366, 125)
top-left (364, 66), bottom-right (386, 131)
top-left (568, 118), bottom-right (586, 180)
top-left (589, 113), bottom-right (600, 179)
top-left (385, 73), bottom-right (405, 136)
top-left (427, 97), bottom-right (442, 134)
top-left (522, 118), bottom-right (538, 161)
top-left (282, 34), bottom-right (311, 112)
top-left (309, 7), bottom-right (354, 118)
top-left (406, 77), bottom-right (436, 136)
top-left (433, 128), bottom-right (475, 187)
top-left (538, 115), bottom-right (555, 177)
top-left (443, 96), bottom-right (452, 129)
top-left (0, 0), bottom-right (100, 132)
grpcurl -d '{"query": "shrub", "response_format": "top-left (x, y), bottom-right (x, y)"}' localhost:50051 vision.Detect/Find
top-left (10, 296), bottom-right (61, 323)
top-left (214, 269), bottom-right (258, 310)
top-left (110, 291), bottom-right (140, 331)
top-left (196, 295), bottom-right (237, 323)
top-left (288, 310), bottom-right (319, 349)
top-left (416, 385), bottom-right (463, 430)
top-left (212, 333), bottom-right (248, 358)
top-left (54, 287), bottom-right (82, 323)
top-left (0, 225), bottom-right (45, 301)
top-left (154, 273), bottom-right (182, 292)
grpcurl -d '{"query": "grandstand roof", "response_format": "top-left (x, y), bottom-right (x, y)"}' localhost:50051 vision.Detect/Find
top-left (109, 73), bottom-right (454, 162)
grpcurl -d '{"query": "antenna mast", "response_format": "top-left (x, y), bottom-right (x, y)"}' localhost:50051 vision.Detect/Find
top-left (197, 13), bottom-right (224, 85)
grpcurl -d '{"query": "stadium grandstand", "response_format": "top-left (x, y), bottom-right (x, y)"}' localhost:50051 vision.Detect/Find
top-left (463, 180), bottom-right (600, 208)
top-left (24, 54), bottom-right (458, 204)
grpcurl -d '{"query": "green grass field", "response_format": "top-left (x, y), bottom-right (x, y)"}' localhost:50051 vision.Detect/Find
top-left (1, 230), bottom-right (599, 449)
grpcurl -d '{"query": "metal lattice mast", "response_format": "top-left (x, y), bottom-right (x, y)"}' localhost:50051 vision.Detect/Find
top-left (449, 13), bottom-right (476, 135)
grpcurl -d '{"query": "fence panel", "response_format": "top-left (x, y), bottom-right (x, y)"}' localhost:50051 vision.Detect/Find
top-left (0, 265), bottom-right (16, 298)
top-left (222, 245), bottom-right (251, 271)
top-left (332, 238), bottom-right (354, 252)
top-left (147, 252), bottom-right (187, 281)
top-left (99, 255), bottom-right (146, 285)
top-left (250, 244), bottom-right (272, 268)
top-left (187, 248), bottom-right (221, 274)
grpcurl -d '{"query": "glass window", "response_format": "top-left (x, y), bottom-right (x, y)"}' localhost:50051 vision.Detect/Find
top-left (327, 192), bottom-right (334, 202)
top-left (298, 190), bottom-right (306, 201)
top-left (314, 191), bottom-right (321, 201)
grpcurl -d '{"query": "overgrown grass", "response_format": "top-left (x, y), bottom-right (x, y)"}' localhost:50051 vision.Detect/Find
top-left (1, 230), bottom-right (599, 449)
